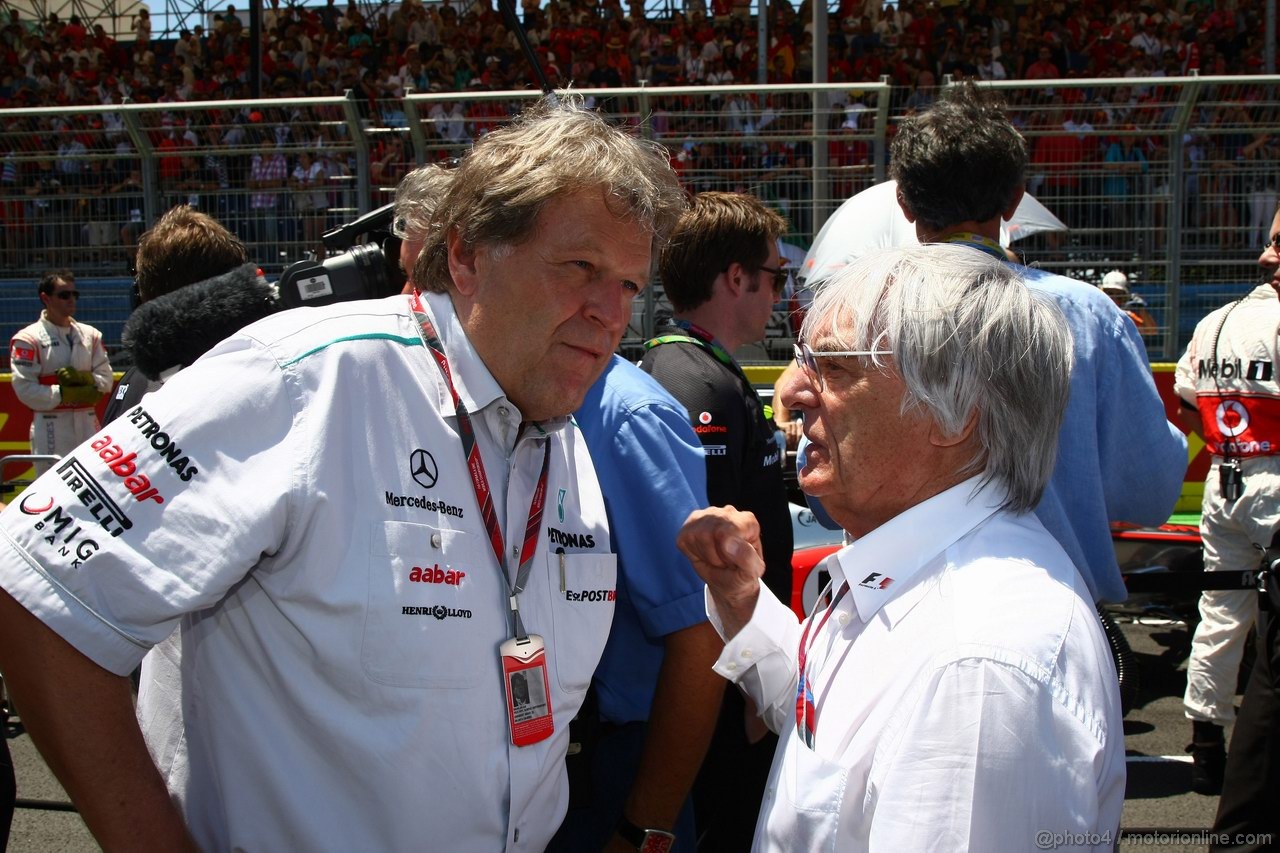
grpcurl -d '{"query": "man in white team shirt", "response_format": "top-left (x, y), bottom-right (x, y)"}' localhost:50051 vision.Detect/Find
top-left (0, 96), bottom-right (685, 852)
top-left (9, 269), bottom-right (113, 468)
top-left (679, 245), bottom-right (1126, 852)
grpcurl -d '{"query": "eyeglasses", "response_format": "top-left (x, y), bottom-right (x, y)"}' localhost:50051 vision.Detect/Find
top-left (52, 290), bottom-right (80, 300)
top-left (793, 341), bottom-right (892, 391)
top-left (757, 264), bottom-right (790, 295)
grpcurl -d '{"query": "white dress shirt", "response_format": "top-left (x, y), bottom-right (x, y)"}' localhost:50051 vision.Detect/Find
top-left (710, 477), bottom-right (1126, 852)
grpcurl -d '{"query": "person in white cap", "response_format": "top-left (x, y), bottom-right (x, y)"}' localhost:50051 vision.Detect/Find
top-left (1099, 270), bottom-right (1158, 336)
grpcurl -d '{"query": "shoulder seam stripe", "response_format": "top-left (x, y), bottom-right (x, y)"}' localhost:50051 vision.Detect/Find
top-left (282, 333), bottom-right (422, 367)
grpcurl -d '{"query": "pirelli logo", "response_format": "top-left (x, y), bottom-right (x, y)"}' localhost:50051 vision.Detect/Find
top-left (56, 457), bottom-right (133, 537)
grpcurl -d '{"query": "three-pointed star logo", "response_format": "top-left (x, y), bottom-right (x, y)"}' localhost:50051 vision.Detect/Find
top-left (410, 449), bottom-right (439, 489)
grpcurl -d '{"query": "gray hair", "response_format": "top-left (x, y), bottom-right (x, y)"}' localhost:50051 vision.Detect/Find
top-left (416, 94), bottom-right (687, 293)
top-left (801, 244), bottom-right (1072, 513)
top-left (393, 163), bottom-right (454, 241)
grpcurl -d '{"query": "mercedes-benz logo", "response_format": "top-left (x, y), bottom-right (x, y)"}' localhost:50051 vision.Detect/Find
top-left (410, 449), bottom-right (439, 489)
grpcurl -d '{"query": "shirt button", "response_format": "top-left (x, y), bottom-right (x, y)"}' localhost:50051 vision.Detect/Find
top-left (498, 406), bottom-right (510, 418)
top-left (725, 662), bottom-right (738, 672)
top-left (741, 648), bottom-right (754, 659)
top-left (837, 614), bottom-right (850, 626)
top-left (430, 533), bottom-right (442, 549)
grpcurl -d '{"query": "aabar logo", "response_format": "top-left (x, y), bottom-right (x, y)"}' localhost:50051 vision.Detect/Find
top-left (409, 563), bottom-right (466, 585)
top-left (90, 436), bottom-right (164, 503)
top-left (858, 572), bottom-right (894, 590)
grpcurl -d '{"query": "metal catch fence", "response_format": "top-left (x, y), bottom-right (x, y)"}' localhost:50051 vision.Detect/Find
top-left (0, 75), bottom-right (1277, 362)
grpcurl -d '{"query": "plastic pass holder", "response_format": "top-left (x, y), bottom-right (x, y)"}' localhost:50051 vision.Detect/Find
top-left (501, 634), bottom-right (554, 747)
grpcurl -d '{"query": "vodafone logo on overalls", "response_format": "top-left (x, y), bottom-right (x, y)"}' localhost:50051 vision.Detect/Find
top-left (1215, 400), bottom-right (1250, 437)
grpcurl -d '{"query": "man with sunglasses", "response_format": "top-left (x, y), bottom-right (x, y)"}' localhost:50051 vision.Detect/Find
top-left (9, 269), bottom-right (113, 470)
top-left (639, 190), bottom-right (792, 852)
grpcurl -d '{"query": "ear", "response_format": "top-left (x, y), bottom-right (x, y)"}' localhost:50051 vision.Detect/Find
top-left (722, 261), bottom-right (748, 297)
top-left (445, 227), bottom-right (479, 297)
top-left (1001, 184), bottom-right (1026, 223)
top-left (929, 408), bottom-right (978, 448)
top-left (896, 187), bottom-right (917, 223)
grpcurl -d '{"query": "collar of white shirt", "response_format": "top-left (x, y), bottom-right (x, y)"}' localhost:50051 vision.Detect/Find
top-left (419, 290), bottom-right (570, 445)
top-left (830, 475), bottom-right (1008, 628)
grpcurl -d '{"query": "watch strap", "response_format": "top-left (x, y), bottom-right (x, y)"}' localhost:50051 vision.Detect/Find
top-left (616, 815), bottom-right (676, 853)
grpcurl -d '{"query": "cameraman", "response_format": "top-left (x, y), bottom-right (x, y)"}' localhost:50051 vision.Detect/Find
top-left (392, 162), bottom-right (453, 292)
top-left (104, 204), bottom-right (276, 423)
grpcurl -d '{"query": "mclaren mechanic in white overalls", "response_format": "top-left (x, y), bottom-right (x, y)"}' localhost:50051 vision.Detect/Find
top-left (9, 270), bottom-right (113, 465)
top-left (1175, 271), bottom-right (1280, 795)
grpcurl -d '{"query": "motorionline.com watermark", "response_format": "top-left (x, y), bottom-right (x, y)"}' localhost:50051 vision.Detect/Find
top-left (1035, 830), bottom-right (1274, 849)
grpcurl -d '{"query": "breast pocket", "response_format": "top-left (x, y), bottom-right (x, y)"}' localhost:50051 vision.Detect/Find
top-left (545, 550), bottom-right (617, 694)
top-left (362, 520), bottom-right (490, 689)
top-left (760, 733), bottom-right (848, 853)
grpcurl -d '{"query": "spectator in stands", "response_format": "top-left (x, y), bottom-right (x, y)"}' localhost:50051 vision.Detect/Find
top-left (247, 140), bottom-right (287, 260)
top-left (289, 150), bottom-right (328, 259)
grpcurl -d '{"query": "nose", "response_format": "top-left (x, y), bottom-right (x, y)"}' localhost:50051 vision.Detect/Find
top-left (1259, 240), bottom-right (1279, 270)
top-left (779, 359), bottom-right (819, 414)
top-left (583, 283), bottom-right (632, 343)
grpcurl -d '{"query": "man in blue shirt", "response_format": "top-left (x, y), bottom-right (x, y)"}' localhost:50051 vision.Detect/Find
top-left (887, 82), bottom-right (1187, 603)
top-left (550, 356), bottom-right (721, 853)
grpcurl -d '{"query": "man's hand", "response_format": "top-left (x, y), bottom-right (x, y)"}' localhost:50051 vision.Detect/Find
top-left (55, 367), bottom-right (96, 386)
top-left (59, 384), bottom-right (103, 406)
top-left (677, 506), bottom-right (765, 639)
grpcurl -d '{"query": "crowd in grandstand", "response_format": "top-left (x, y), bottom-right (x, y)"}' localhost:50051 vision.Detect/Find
top-left (0, 0), bottom-right (1272, 107)
top-left (0, 0), bottom-right (1274, 267)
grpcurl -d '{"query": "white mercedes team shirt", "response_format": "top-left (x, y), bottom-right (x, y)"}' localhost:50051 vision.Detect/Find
top-left (710, 477), bottom-right (1125, 852)
top-left (0, 291), bottom-right (616, 852)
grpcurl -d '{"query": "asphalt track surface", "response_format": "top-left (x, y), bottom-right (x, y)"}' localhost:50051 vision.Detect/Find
top-left (1, 616), bottom-right (1257, 852)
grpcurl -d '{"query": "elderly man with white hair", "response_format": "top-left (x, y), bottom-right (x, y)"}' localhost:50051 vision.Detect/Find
top-left (679, 244), bottom-right (1126, 852)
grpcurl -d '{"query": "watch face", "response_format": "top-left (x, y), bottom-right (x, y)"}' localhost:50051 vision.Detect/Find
top-left (640, 831), bottom-right (676, 853)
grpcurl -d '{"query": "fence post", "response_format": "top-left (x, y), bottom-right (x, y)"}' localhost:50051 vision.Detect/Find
top-left (119, 101), bottom-right (159, 228)
top-left (1165, 76), bottom-right (1199, 360)
top-left (342, 89), bottom-right (372, 216)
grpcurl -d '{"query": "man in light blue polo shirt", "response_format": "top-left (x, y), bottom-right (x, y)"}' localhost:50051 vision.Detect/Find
top-left (550, 355), bottom-right (721, 853)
